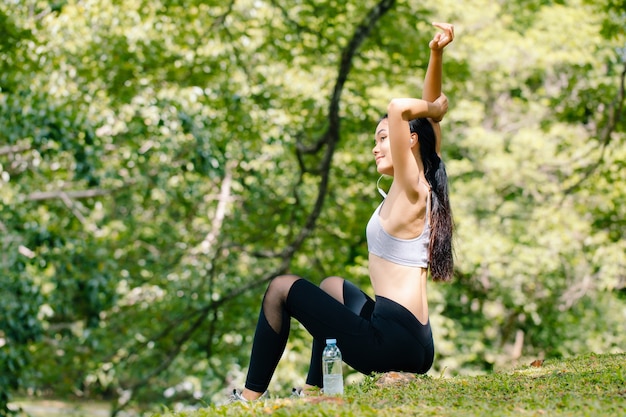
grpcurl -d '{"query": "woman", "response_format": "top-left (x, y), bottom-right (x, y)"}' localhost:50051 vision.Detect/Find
top-left (233, 22), bottom-right (455, 401)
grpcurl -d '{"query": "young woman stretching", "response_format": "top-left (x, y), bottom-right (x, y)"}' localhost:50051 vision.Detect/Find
top-left (234, 22), bottom-right (455, 401)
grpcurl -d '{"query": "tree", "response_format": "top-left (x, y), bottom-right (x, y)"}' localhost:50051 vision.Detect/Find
top-left (0, 0), bottom-right (624, 415)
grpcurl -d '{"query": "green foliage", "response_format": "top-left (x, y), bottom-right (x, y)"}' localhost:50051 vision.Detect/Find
top-left (0, 0), bottom-right (625, 415)
top-left (0, 241), bottom-right (44, 415)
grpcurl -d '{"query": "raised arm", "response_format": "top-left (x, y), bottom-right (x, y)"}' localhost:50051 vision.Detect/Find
top-left (422, 22), bottom-right (454, 102)
top-left (422, 22), bottom-right (454, 155)
top-left (385, 96), bottom-right (448, 193)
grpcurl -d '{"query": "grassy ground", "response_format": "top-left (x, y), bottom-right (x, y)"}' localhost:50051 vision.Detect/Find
top-left (154, 352), bottom-right (626, 417)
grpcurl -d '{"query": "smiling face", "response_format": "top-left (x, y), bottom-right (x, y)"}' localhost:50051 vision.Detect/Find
top-left (373, 118), bottom-right (394, 176)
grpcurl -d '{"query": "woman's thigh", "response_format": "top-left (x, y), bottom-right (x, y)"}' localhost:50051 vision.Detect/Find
top-left (286, 279), bottom-right (375, 341)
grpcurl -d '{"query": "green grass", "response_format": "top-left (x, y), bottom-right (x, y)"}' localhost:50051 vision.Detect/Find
top-left (155, 353), bottom-right (626, 417)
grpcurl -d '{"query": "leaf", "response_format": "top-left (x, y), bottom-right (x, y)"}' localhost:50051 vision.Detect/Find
top-left (530, 359), bottom-right (545, 368)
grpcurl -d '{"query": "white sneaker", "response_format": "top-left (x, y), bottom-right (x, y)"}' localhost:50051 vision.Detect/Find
top-left (291, 387), bottom-right (305, 398)
top-left (229, 388), bottom-right (267, 403)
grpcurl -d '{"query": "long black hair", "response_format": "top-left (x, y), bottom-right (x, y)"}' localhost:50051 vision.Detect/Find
top-left (408, 118), bottom-right (454, 281)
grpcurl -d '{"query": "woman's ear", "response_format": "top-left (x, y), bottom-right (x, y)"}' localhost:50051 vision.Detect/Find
top-left (410, 132), bottom-right (418, 147)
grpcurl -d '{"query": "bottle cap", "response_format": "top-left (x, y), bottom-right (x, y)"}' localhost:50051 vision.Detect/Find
top-left (326, 338), bottom-right (337, 345)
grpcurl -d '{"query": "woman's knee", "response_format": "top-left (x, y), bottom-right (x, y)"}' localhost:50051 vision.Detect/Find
top-left (267, 274), bottom-right (301, 299)
top-left (320, 276), bottom-right (344, 303)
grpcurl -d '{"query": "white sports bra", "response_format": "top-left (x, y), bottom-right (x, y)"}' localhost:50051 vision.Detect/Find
top-left (365, 179), bottom-right (431, 268)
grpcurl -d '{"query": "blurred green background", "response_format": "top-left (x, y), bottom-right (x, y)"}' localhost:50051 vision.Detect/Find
top-left (1, 0), bottom-right (624, 415)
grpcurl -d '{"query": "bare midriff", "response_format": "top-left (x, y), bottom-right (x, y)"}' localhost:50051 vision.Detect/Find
top-left (368, 253), bottom-right (429, 325)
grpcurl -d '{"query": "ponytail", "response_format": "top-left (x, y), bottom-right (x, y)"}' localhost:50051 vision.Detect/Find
top-left (408, 118), bottom-right (454, 281)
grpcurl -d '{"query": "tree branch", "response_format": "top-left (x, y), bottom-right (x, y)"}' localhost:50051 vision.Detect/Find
top-left (0, 144), bottom-right (31, 156)
top-left (211, 0), bottom-right (236, 29)
top-left (296, 0), bottom-right (396, 156)
top-left (58, 191), bottom-right (100, 234)
top-left (287, 0), bottom-right (396, 257)
top-left (191, 163), bottom-right (234, 257)
top-left (27, 188), bottom-right (113, 201)
top-left (563, 61), bottom-right (626, 194)
top-left (268, 0), bottom-right (319, 36)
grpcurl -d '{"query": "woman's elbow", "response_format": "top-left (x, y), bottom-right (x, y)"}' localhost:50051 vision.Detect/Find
top-left (386, 98), bottom-right (408, 119)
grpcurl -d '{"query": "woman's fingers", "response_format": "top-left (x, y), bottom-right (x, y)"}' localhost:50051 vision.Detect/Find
top-left (431, 22), bottom-right (455, 46)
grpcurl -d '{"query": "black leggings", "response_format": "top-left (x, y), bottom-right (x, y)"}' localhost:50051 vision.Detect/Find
top-left (244, 278), bottom-right (434, 392)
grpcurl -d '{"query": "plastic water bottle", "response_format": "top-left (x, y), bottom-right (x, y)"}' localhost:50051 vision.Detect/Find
top-left (322, 338), bottom-right (343, 395)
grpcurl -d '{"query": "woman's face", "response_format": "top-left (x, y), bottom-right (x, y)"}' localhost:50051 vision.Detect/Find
top-left (373, 118), bottom-right (394, 176)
